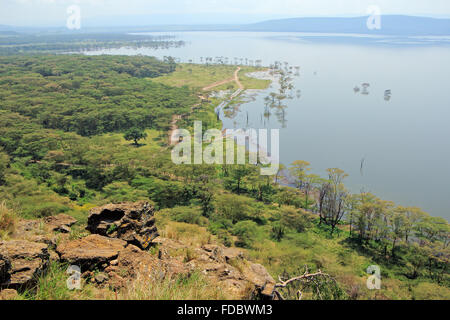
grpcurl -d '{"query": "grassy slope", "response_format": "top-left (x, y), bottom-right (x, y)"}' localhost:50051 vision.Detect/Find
top-left (152, 64), bottom-right (271, 91)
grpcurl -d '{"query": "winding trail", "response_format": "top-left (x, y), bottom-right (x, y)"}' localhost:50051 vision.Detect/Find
top-left (202, 67), bottom-right (242, 91)
top-left (169, 67), bottom-right (244, 145)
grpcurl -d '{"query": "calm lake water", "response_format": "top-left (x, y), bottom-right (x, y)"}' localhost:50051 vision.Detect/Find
top-left (87, 32), bottom-right (450, 220)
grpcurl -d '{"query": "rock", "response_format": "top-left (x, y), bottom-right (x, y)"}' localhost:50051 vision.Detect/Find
top-left (223, 247), bottom-right (244, 262)
top-left (114, 244), bottom-right (188, 282)
top-left (0, 254), bottom-right (11, 284)
top-left (0, 288), bottom-right (18, 300)
top-left (108, 272), bottom-right (126, 290)
top-left (49, 250), bottom-right (60, 262)
top-left (45, 214), bottom-right (77, 233)
top-left (156, 238), bottom-right (275, 299)
top-left (29, 235), bottom-right (57, 249)
top-left (241, 263), bottom-right (276, 299)
top-left (15, 220), bottom-right (40, 234)
top-left (56, 234), bottom-right (126, 269)
top-left (0, 240), bottom-right (49, 288)
top-left (86, 202), bottom-right (159, 250)
top-left (95, 272), bottom-right (109, 284)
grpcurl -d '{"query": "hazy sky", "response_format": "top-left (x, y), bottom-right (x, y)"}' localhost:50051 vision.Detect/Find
top-left (1, 0), bottom-right (450, 27)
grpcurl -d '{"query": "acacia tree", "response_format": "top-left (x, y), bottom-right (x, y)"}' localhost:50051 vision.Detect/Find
top-left (228, 165), bottom-right (253, 195)
top-left (124, 127), bottom-right (147, 146)
top-left (302, 173), bottom-right (322, 210)
top-left (289, 160), bottom-right (311, 191)
top-left (389, 209), bottom-right (407, 258)
top-left (274, 163), bottom-right (286, 184)
top-left (318, 168), bottom-right (348, 234)
top-left (396, 206), bottom-right (426, 243)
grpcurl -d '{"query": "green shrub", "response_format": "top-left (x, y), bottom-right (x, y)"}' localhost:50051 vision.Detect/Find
top-left (27, 202), bottom-right (70, 218)
top-left (214, 194), bottom-right (255, 223)
top-left (281, 207), bottom-right (314, 233)
top-left (232, 220), bottom-right (259, 248)
top-left (166, 206), bottom-right (207, 226)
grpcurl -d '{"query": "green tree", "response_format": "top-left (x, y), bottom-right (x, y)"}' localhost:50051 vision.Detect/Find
top-left (289, 160), bottom-right (311, 190)
top-left (124, 127), bottom-right (148, 146)
top-left (318, 168), bottom-right (349, 234)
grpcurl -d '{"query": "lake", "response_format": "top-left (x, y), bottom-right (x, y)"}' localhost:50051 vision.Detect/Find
top-left (87, 31), bottom-right (450, 220)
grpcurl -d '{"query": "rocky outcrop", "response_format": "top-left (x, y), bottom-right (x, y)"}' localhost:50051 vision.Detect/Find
top-left (151, 238), bottom-right (275, 299)
top-left (44, 214), bottom-right (77, 233)
top-left (58, 234), bottom-right (276, 299)
top-left (192, 243), bottom-right (275, 299)
top-left (56, 234), bottom-right (127, 269)
top-left (0, 254), bottom-right (11, 284)
top-left (0, 240), bottom-right (49, 288)
top-left (86, 202), bottom-right (159, 250)
top-left (0, 201), bottom-right (276, 300)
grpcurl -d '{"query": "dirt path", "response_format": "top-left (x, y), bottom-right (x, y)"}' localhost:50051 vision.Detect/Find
top-left (170, 67), bottom-right (244, 145)
top-left (169, 114), bottom-right (182, 145)
top-left (202, 67), bottom-right (242, 91)
top-left (234, 67), bottom-right (244, 90)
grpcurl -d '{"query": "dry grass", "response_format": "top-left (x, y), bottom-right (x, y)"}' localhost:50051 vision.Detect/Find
top-left (161, 220), bottom-right (214, 247)
top-left (0, 201), bottom-right (17, 240)
top-left (118, 271), bottom-right (228, 300)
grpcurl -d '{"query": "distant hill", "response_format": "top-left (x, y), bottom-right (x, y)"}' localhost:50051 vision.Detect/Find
top-left (1, 15), bottom-right (449, 36)
top-left (102, 15), bottom-right (450, 36)
top-left (240, 15), bottom-right (450, 36)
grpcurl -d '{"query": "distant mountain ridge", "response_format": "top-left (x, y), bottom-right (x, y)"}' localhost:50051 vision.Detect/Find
top-left (1, 15), bottom-right (449, 36)
top-left (240, 15), bottom-right (450, 36)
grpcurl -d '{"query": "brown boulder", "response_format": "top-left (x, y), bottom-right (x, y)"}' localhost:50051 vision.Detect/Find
top-left (242, 263), bottom-right (276, 298)
top-left (45, 214), bottom-right (77, 233)
top-left (157, 238), bottom-right (275, 299)
top-left (0, 240), bottom-right (49, 288)
top-left (56, 234), bottom-right (126, 269)
top-left (0, 254), bottom-right (11, 284)
top-left (115, 244), bottom-right (188, 280)
top-left (0, 288), bottom-right (18, 300)
top-left (86, 202), bottom-right (159, 250)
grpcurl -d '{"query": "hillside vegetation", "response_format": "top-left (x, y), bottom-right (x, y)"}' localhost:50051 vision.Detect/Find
top-left (0, 55), bottom-right (448, 300)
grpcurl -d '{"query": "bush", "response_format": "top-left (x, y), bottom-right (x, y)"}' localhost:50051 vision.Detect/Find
top-left (134, 178), bottom-right (193, 209)
top-left (281, 207), bottom-right (314, 233)
top-left (28, 202), bottom-right (70, 218)
top-left (275, 187), bottom-right (305, 208)
top-left (103, 182), bottom-right (148, 203)
top-left (214, 194), bottom-right (255, 224)
top-left (232, 220), bottom-right (259, 248)
top-left (165, 206), bottom-right (207, 226)
top-left (271, 222), bottom-right (286, 242)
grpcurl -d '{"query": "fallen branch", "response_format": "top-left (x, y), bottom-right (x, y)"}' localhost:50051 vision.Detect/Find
top-left (273, 266), bottom-right (334, 300)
